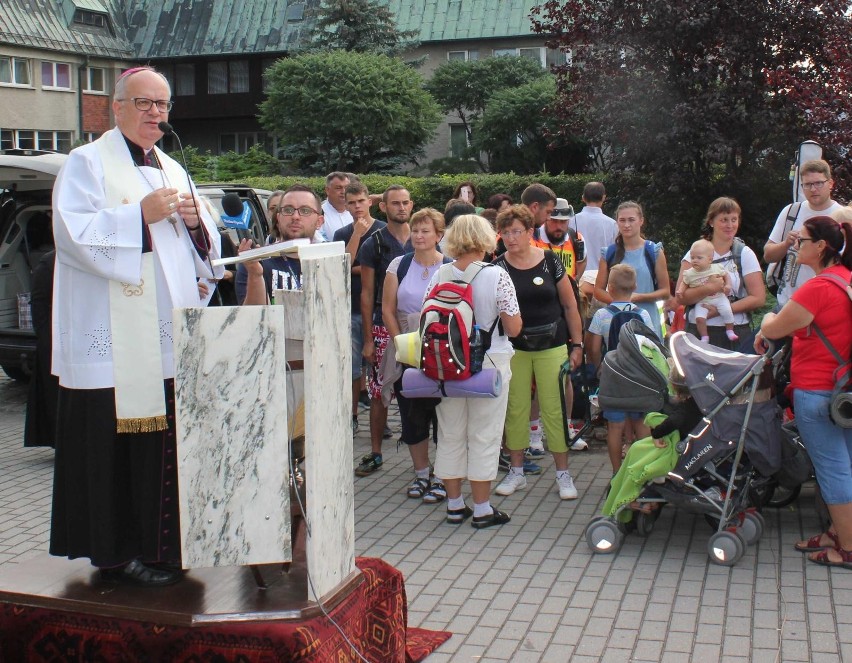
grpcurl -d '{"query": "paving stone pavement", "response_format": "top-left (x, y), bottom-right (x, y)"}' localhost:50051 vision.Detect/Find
top-left (1, 374), bottom-right (850, 662)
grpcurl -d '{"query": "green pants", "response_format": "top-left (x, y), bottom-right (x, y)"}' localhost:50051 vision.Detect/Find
top-left (505, 345), bottom-right (569, 453)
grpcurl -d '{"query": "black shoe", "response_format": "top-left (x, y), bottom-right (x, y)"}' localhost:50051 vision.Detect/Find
top-left (149, 561), bottom-right (185, 574)
top-left (446, 505), bottom-right (473, 524)
top-left (471, 508), bottom-right (511, 529)
top-left (100, 559), bottom-right (182, 587)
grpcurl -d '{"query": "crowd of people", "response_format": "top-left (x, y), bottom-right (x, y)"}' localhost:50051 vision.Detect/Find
top-left (42, 64), bottom-right (852, 586)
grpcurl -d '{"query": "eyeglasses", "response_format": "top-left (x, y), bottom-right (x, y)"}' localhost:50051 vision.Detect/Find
top-left (279, 206), bottom-right (319, 217)
top-left (802, 180), bottom-right (829, 191)
top-left (502, 229), bottom-right (529, 239)
top-left (795, 236), bottom-right (817, 246)
top-left (119, 97), bottom-right (174, 112)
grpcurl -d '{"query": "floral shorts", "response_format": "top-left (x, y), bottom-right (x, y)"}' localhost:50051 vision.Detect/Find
top-left (367, 324), bottom-right (390, 400)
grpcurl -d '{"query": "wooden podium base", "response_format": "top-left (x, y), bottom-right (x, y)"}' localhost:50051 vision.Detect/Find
top-left (0, 556), bottom-right (440, 663)
top-left (0, 554), bottom-right (361, 626)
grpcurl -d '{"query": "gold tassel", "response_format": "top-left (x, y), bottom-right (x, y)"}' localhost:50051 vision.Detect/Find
top-left (116, 415), bottom-right (168, 434)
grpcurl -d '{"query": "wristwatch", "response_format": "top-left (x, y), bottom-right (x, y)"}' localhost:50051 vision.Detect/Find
top-left (570, 342), bottom-right (584, 350)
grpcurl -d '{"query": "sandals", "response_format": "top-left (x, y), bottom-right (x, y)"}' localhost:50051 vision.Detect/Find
top-left (795, 530), bottom-right (840, 553)
top-left (809, 546), bottom-right (852, 570)
top-left (407, 477), bottom-right (430, 499)
top-left (423, 480), bottom-right (447, 504)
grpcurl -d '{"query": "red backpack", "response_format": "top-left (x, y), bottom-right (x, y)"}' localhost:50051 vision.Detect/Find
top-left (419, 262), bottom-right (492, 382)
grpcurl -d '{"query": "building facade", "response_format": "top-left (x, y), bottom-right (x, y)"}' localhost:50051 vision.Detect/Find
top-left (1, 0), bottom-right (561, 170)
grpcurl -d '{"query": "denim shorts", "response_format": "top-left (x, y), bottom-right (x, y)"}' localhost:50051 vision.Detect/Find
top-left (794, 389), bottom-right (852, 504)
top-left (603, 410), bottom-right (645, 424)
top-left (350, 313), bottom-right (363, 380)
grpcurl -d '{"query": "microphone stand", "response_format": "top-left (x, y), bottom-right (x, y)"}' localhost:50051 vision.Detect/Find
top-left (158, 121), bottom-right (223, 306)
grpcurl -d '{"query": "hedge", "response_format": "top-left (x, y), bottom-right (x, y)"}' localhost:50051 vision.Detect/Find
top-left (224, 171), bottom-right (789, 279)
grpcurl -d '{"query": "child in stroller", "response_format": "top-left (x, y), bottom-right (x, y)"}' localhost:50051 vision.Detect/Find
top-left (588, 326), bottom-right (783, 566)
top-left (602, 366), bottom-right (703, 522)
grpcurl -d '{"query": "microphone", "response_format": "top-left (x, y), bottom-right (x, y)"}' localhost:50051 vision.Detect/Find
top-left (221, 193), bottom-right (251, 242)
top-left (158, 121), bottom-right (174, 135)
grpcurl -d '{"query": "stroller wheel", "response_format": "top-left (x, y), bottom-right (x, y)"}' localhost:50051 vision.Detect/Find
top-left (634, 511), bottom-right (656, 537)
top-left (585, 518), bottom-right (623, 554)
top-left (707, 530), bottom-right (746, 566)
top-left (738, 511), bottom-right (765, 546)
top-left (766, 483), bottom-right (802, 508)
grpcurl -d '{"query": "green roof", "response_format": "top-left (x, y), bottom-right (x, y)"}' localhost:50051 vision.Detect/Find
top-left (0, 1), bottom-right (539, 61)
top-left (386, 0), bottom-right (539, 42)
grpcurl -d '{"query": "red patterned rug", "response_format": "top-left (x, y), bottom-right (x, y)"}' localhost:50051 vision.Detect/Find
top-left (0, 557), bottom-right (451, 662)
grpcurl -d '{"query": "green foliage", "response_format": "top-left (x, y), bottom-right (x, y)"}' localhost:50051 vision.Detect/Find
top-left (425, 56), bottom-right (548, 170)
top-left (308, 0), bottom-right (419, 57)
top-left (259, 51), bottom-right (441, 174)
top-left (471, 76), bottom-right (587, 175)
top-left (171, 144), bottom-right (282, 181)
top-left (235, 170), bottom-right (779, 282)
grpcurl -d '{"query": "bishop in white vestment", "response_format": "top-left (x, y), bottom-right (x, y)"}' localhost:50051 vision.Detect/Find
top-left (49, 67), bottom-right (223, 587)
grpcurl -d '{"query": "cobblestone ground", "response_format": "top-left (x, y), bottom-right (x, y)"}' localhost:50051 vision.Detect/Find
top-left (1, 374), bottom-right (850, 662)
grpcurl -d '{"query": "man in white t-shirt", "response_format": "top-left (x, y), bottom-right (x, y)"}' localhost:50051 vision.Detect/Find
top-left (764, 159), bottom-right (843, 306)
top-left (320, 171), bottom-right (353, 240)
top-left (571, 181), bottom-right (617, 267)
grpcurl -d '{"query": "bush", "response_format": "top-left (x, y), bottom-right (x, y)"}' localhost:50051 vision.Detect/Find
top-left (225, 168), bottom-right (790, 282)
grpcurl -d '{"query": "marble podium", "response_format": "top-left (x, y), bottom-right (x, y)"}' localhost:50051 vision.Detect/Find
top-left (174, 241), bottom-right (356, 603)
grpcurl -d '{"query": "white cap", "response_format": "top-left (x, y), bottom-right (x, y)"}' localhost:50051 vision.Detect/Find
top-left (550, 198), bottom-right (574, 219)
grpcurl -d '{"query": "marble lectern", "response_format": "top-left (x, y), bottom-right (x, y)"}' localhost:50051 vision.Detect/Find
top-left (174, 241), bottom-right (356, 603)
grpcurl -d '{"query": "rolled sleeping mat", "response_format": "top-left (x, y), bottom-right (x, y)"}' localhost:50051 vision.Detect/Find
top-left (830, 391), bottom-right (852, 428)
top-left (394, 331), bottom-right (421, 368)
top-left (401, 367), bottom-right (501, 398)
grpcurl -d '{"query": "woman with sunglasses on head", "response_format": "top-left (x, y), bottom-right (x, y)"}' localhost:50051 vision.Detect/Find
top-left (756, 216), bottom-right (852, 570)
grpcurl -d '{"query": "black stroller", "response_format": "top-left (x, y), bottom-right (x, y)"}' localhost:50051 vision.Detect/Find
top-left (585, 326), bottom-right (785, 566)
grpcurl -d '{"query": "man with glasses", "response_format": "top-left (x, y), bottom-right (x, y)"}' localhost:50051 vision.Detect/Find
top-left (764, 159), bottom-right (843, 306)
top-left (238, 185), bottom-right (326, 304)
top-left (49, 66), bottom-right (223, 587)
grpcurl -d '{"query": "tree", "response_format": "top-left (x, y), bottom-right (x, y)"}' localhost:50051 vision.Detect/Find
top-left (426, 56), bottom-right (547, 170)
top-left (309, 0), bottom-right (419, 57)
top-left (531, 1), bottom-right (852, 207)
top-left (259, 51), bottom-right (441, 174)
top-left (471, 75), bottom-right (587, 174)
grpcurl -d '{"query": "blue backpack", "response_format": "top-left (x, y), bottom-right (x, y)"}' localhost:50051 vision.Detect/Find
top-left (604, 304), bottom-right (644, 355)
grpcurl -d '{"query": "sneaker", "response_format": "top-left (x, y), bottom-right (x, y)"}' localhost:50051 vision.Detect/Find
top-left (359, 390), bottom-right (371, 408)
top-left (499, 452), bottom-right (541, 475)
top-left (557, 472), bottom-right (578, 500)
top-left (568, 426), bottom-right (589, 451)
top-left (355, 452), bottom-right (382, 476)
top-left (446, 505), bottom-right (473, 524)
top-left (495, 471), bottom-right (527, 496)
top-left (525, 446), bottom-right (546, 459)
top-left (529, 423), bottom-right (543, 447)
top-left (524, 460), bottom-right (542, 475)
top-left (383, 425), bottom-right (393, 439)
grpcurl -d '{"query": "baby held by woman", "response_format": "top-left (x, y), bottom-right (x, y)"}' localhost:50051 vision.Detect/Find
top-left (678, 239), bottom-right (738, 343)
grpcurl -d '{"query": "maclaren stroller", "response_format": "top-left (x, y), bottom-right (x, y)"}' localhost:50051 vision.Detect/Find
top-left (585, 324), bottom-right (784, 566)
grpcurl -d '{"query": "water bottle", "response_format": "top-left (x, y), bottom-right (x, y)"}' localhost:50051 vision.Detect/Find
top-left (469, 324), bottom-right (484, 374)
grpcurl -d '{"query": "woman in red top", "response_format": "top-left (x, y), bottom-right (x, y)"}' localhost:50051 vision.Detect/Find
top-left (756, 216), bottom-right (852, 570)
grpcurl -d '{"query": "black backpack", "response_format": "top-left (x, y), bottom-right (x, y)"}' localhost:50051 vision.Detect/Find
top-left (604, 304), bottom-right (644, 355)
